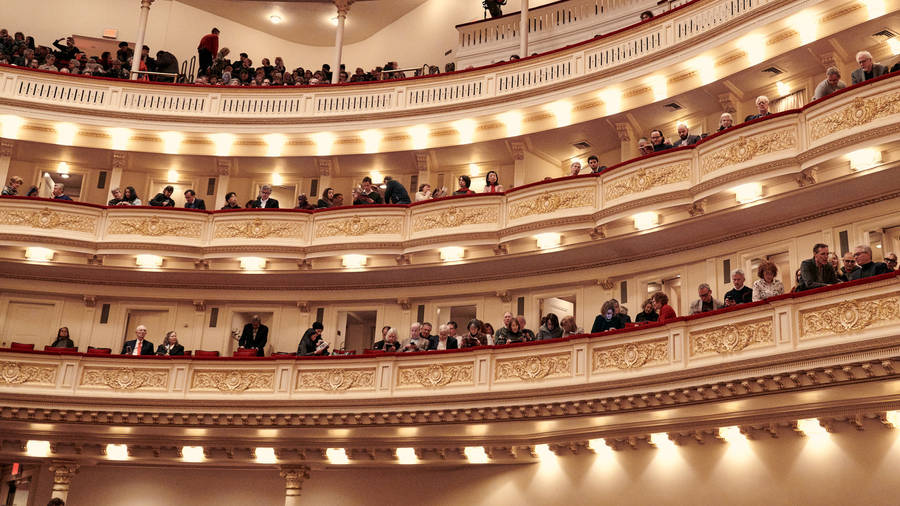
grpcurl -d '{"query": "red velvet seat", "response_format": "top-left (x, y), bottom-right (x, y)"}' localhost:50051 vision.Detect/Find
top-left (194, 350), bottom-right (220, 357)
top-left (183, 350), bottom-right (192, 356)
top-left (10, 342), bottom-right (35, 351)
top-left (233, 349), bottom-right (257, 357)
top-left (86, 346), bottom-right (112, 354)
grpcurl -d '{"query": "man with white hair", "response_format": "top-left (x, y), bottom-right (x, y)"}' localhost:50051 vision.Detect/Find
top-left (672, 123), bottom-right (701, 147)
top-left (427, 324), bottom-right (458, 350)
top-left (851, 51), bottom-right (889, 84)
top-left (723, 269), bottom-right (753, 306)
top-left (254, 184), bottom-right (279, 208)
top-left (52, 183), bottom-right (73, 201)
top-left (744, 96), bottom-right (771, 122)
top-left (121, 325), bottom-right (155, 355)
top-left (402, 322), bottom-right (427, 352)
top-left (849, 245), bottom-right (891, 280)
top-left (813, 66), bottom-right (846, 100)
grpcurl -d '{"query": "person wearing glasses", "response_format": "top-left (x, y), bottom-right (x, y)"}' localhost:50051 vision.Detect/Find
top-left (885, 252), bottom-right (898, 272)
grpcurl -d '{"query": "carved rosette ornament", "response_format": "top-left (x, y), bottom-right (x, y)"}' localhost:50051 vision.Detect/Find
top-left (0, 208), bottom-right (96, 233)
top-left (213, 218), bottom-right (304, 239)
top-left (297, 368), bottom-right (376, 391)
top-left (604, 162), bottom-right (690, 201)
top-left (190, 370), bottom-right (274, 392)
top-left (690, 319), bottom-right (773, 356)
top-left (701, 129), bottom-right (797, 175)
top-left (315, 215), bottom-right (402, 238)
top-left (107, 215), bottom-right (201, 238)
top-left (495, 353), bottom-right (571, 381)
top-left (397, 363), bottom-right (474, 388)
top-left (80, 367), bottom-right (168, 390)
top-left (800, 295), bottom-right (900, 338)
top-left (413, 206), bottom-right (498, 232)
top-left (809, 93), bottom-right (900, 141)
top-left (592, 339), bottom-right (668, 372)
top-left (0, 361), bottom-right (57, 385)
top-left (508, 190), bottom-right (594, 220)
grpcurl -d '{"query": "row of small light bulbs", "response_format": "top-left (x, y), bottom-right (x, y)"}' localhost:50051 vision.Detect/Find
top-left (21, 413), bottom-right (900, 464)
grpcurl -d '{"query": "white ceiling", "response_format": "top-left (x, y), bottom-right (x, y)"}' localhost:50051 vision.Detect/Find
top-left (177, 0), bottom-right (430, 46)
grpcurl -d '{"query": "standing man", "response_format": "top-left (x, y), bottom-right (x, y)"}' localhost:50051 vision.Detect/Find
top-left (122, 325), bottom-right (154, 355)
top-left (239, 315), bottom-right (268, 357)
top-left (184, 189), bottom-right (206, 210)
top-left (798, 243), bottom-right (839, 291)
top-left (197, 28), bottom-right (220, 74)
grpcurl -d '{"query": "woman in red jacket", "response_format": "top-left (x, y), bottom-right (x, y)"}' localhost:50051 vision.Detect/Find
top-left (651, 292), bottom-right (677, 322)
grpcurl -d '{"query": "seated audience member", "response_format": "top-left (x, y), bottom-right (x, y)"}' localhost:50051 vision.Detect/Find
top-left (122, 325), bottom-right (154, 355)
top-left (121, 186), bottom-right (142, 205)
top-left (516, 315), bottom-right (535, 341)
top-left (52, 183), bottom-right (72, 201)
top-left (612, 300), bottom-right (631, 323)
top-left (481, 322), bottom-right (496, 340)
top-left (884, 252), bottom-right (898, 271)
top-left (495, 318), bottom-right (526, 345)
top-left (108, 187), bottom-right (124, 206)
top-left (744, 95), bottom-right (771, 122)
top-left (332, 193), bottom-right (344, 207)
top-left (493, 312), bottom-right (513, 341)
top-left (813, 66), bottom-right (847, 100)
top-left (401, 322), bottom-right (423, 351)
top-left (358, 176), bottom-right (384, 204)
top-left (651, 292), bottom-right (677, 322)
top-left (752, 261), bottom-right (784, 301)
top-left (50, 327), bottom-right (75, 348)
top-left (295, 194), bottom-right (315, 210)
top-left (797, 243), bottom-right (839, 291)
top-left (568, 161), bottom-right (583, 176)
top-left (39, 54), bottom-right (58, 72)
top-left (484, 171), bottom-right (504, 192)
top-left (149, 185), bottom-right (175, 207)
top-left (586, 155), bottom-right (603, 173)
top-left (640, 10), bottom-right (654, 20)
top-left (405, 322), bottom-right (433, 351)
top-left (454, 175), bottom-right (476, 195)
top-left (791, 268), bottom-right (804, 293)
top-left (637, 138), bottom-right (654, 156)
top-left (672, 123), bottom-right (701, 147)
top-left (591, 300), bottom-right (625, 333)
top-left (828, 252), bottom-right (842, 280)
top-left (2, 176), bottom-right (23, 196)
top-left (298, 322), bottom-right (330, 356)
top-left (837, 252), bottom-right (856, 282)
top-left (255, 184), bottom-right (279, 208)
top-left (221, 191), bottom-right (242, 209)
top-left (415, 183), bottom-right (435, 201)
top-left (239, 315), bottom-right (268, 357)
top-left (635, 299), bottom-right (658, 323)
top-left (851, 50), bottom-right (889, 84)
top-left (537, 313), bottom-right (562, 340)
top-left (383, 176), bottom-right (412, 204)
top-left (559, 316), bottom-right (584, 337)
top-left (724, 269), bottom-right (753, 306)
top-left (649, 129), bottom-right (673, 152)
top-left (849, 245), bottom-right (891, 280)
top-left (373, 327), bottom-right (402, 352)
top-left (460, 319), bottom-right (488, 348)
top-left (184, 189), bottom-right (206, 209)
top-left (689, 283), bottom-right (723, 314)
top-left (156, 331), bottom-right (185, 356)
top-left (427, 324), bottom-right (458, 350)
top-left (718, 113), bottom-right (734, 131)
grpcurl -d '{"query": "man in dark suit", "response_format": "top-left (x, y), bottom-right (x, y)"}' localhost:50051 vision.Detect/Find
top-left (797, 243), bottom-right (839, 291)
top-left (254, 184), bottom-right (279, 209)
top-left (239, 315), bottom-right (268, 356)
top-left (851, 50), bottom-right (889, 84)
top-left (121, 325), bottom-right (155, 355)
top-left (427, 324), bottom-right (458, 350)
top-left (649, 129), bottom-right (672, 152)
top-left (184, 189), bottom-right (206, 210)
top-left (848, 245), bottom-right (891, 280)
top-left (672, 123), bottom-right (702, 147)
top-left (744, 95), bottom-right (772, 122)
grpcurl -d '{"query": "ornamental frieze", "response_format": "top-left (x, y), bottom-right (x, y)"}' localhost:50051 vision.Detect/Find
top-left (0, 207), bottom-right (96, 233)
top-left (80, 367), bottom-right (168, 390)
top-left (297, 368), bottom-right (376, 391)
top-left (0, 361), bottom-right (57, 385)
top-left (397, 363), bottom-right (474, 388)
top-left (809, 93), bottom-right (900, 141)
top-left (592, 338), bottom-right (668, 372)
top-left (213, 218), bottom-right (305, 239)
top-left (314, 215), bottom-right (402, 238)
top-left (495, 352), bottom-right (571, 381)
top-left (701, 128), bottom-right (796, 175)
top-left (690, 318), bottom-right (774, 356)
top-left (508, 190), bottom-right (594, 220)
top-left (413, 206), bottom-right (499, 232)
top-left (107, 215), bottom-right (202, 238)
top-left (190, 370), bottom-right (274, 392)
top-left (604, 162), bottom-right (691, 201)
top-left (800, 294), bottom-right (900, 339)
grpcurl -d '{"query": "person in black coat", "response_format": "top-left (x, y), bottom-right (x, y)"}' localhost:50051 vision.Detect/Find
top-left (848, 245), bottom-right (891, 280)
top-left (672, 124), bottom-right (702, 147)
top-left (591, 301), bottom-right (626, 333)
top-left (121, 325), bottom-right (155, 355)
top-left (156, 331), bottom-right (185, 356)
top-left (373, 327), bottom-right (402, 352)
top-left (239, 315), bottom-right (268, 357)
top-left (298, 322), bottom-right (329, 356)
top-left (254, 185), bottom-right (279, 208)
top-left (50, 327), bottom-right (75, 348)
top-left (649, 129), bottom-right (673, 152)
top-left (723, 270), bottom-right (753, 306)
top-left (797, 243), bottom-right (839, 291)
top-left (382, 176), bottom-right (411, 204)
top-left (427, 324), bottom-right (459, 350)
top-left (184, 189), bottom-right (206, 210)
top-left (149, 186), bottom-right (175, 207)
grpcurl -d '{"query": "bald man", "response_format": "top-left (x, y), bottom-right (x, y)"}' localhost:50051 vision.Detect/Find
top-left (121, 325), bottom-right (155, 355)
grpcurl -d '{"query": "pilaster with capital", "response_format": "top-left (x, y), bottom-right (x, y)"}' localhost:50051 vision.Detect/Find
top-left (615, 123), bottom-right (636, 161)
top-left (48, 460), bottom-right (80, 500)
top-left (0, 139), bottom-right (14, 189)
top-left (280, 464), bottom-right (311, 506)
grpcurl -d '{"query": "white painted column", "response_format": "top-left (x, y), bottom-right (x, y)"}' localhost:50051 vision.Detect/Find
top-left (331, 1), bottom-right (353, 84)
top-left (130, 0), bottom-right (155, 80)
top-left (109, 152), bottom-right (126, 201)
top-left (519, 0), bottom-right (529, 58)
top-left (0, 140), bottom-right (14, 190)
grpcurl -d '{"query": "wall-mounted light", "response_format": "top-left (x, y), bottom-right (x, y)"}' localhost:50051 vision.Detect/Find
top-left (182, 446), bottom-right (205, 462)
top-left (693, 56), bottom-right (716, 85)
top-left (847, 148), bottom-right (882, 171)
top-left (396, 448), bottom-right (418, 465)
top-left (1, 115), bottom-right (25, 139)
top-left (269, 14), bottom-right (282, 24)
top-left (884, 410), bottom-right (900, 428)
top-left (649, 432), bottom-right (676, 450)
top-left (439, 246), bottom-right (465, 262)
top-left (271, 173), bottom-right (283, 186)
top-left (464, 446), bottom-right (488, 464)
top-left (25, 247), bottom-right (55, 262)
top-left (56, 123), bottom-right (77, 146)
top-left (888, 38), bottom-right (900, 55)
top-left (342, 254), bottom-right (367, 269)
top-left (167, 169), bottom-right (179, 182)
top-left (599, 89), bottom-right (621, 115)
top-left (239, 257), bottom-right (266, 271)
top-left (409, 125), bottom-right (429, 150)
top-left (361, 129), bottom-right (381, 153)
top-left (106, 444), bottom-right (129, 461)
top-left (109, 127), bottom-right (132, 151)
top-left (775, 81), bottom-right (790, 97)
top-left (160, 131), bottom-right (183, 154)
top-left (796, 418), bottom-right (829, 437)
top-left (255, 447), bottom-right (277, 464)
top-left (263, 133), bottom-right (286, 157)
top-left (499, 111), bottom-right (523, 137)
top-left (454, 119), bottom-right (476, 144)
top-left (534, 444), bottom-right (556, 460)
top-left (718, 426), bottom-right (747, 443)
top-left (647, 75), bottom-right (668, 102)
top-left (733, 182), bottom-right (763, 204)
top-left (135, 254), bottom-right (163, 268)
top-left (210, 133), bottom-right (234, 156)
top-left (633, 212), bottom-right (659, 231)
top-left (743, 34), bottom-right (766, 65)
top-left (547, 100), bottom-right (572, 127)
top-left (25, 440), bottom-right (51, 457)
top-left (862, 0), bottom-right (886, 18)
top-left (535, 232), bottom-right (562, 250)
top-left (326, 448), bottom-right (349, 464)
top-left (312, 132), bottom-right (334, 156)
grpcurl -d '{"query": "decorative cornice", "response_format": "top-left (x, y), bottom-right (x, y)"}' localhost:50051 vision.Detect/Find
top-left (592, 338), bottom-right (668, 371)
top-left (397, 363), bottom-right (474, 388)
top-left (690, 318), bottom-right (774, 357)
top-left (495, 353), bottom-right (571, 381)
top-left (800, 294), bottom-right (900, 339)
top-left (297, 368), bottom-right (376, 391)
top-left (808, 93), bottom-right (900, 141)
top-left (701, 128), bottom-right (797, 175)
top-left (80, 367), bottom-right (168, 391)
top-left (604, 162), bottom-right (690, 201)
top-left (508, 190), bottom-right (594, 220)
top-left (191, 370), bottom-right (275, 392)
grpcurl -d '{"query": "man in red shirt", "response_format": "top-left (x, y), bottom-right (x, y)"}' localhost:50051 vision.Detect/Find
top-left (197, 27), bottom-right (219, 73)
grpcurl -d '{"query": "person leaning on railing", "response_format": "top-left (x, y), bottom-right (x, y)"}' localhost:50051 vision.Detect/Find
top-left (149, 186), bottom-right (176, 207)
top-left (797, 243), bottom-right (839, 291)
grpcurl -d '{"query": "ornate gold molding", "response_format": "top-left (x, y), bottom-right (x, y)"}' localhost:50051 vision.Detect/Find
top-left (0, 361), bottom-right (57, 385)
top-left (190, 370), bottom-right (274, 392)
top-left (690, 319), bottom-right (774, 356)
top-left (213, 218), bottom-right (305, 239)
top-left (592, 338), bottom-right (668, 372)
top-left (297, 368), bottom-right (376, 391)
top-left (808, 93), bottom-right (900, 141)
top-left (397, 363), bottom-right (474, 388)
top-left (701, 128), bottom-right (797, 175)
top-left (604, 162), bottom-right (690, 201)
top-left (314, 215), bottom-right (402, 238)
top-left (508, 190), bottom-right (594, 220)
top-left (107, 216), bottom-right (202, 238)
top-left (0, 207), bottom-right (96, 233)
top-left (80, 367), bottom-right (168, 390)
top-left (412, 206), bottom-right (499, 232)
top-left (800, 294), bottom-right (900, 339)
top-left (495, 353), bottom-right (571, 381)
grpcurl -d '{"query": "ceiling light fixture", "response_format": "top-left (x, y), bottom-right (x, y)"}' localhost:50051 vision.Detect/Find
top-left (25, 440), bottom-right (52, 458)
top-left (535, 232), bottom-right (562, 250)
top-left (342, 254), bottom-right (367, 269)
top-left (182, 446), bottom-right (205, 462)
top-left (135, 254), bottom-right (164, 268)
top-left (270, 15), bottom-right (283, 24)
top-left (255, 447), bottom-right (277, 464)
top-left (464, 446), bottom-right (489, 464)
top-left (633, 212), bottom-right (659, 231)
top-left (239, 257), bottom-right (267, 271)
top-left (25, 247), bottom-right (55, 262)
top-left (106, 444), bottom-right (129, 461)
top-left (326, 448), bottom-right (349, 464)
top-left (396, 448), bottom-right (418, 464)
